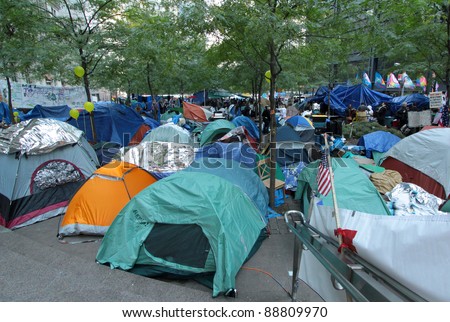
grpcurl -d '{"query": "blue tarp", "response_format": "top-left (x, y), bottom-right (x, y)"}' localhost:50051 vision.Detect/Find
top-left (194, 142), bottom-right (256, 168)
top-left (21, 104), bottom-right (72, 122)
top-left (67, 101), bottom-right (144, 146)
top-left (299, 86), bottom-right (347, 116)
top-left (357, 131), bottom-right (401, 158)
top-left (0, 102), bottom-right (11, 123)
top-left (332, 84), bottom-right (393, 110)
top-left (390, 94), bottom-right (430, 113)
top-left (231, 116), bottom-right (259, 140)
top-left (302, 84), bottom-right (393, 116)
top-left (186, 158), bottom-right (268, 218)
top-left (143, 117), bottom-right (160, 130)
top-left (0, 103), bottom-right (25, 124)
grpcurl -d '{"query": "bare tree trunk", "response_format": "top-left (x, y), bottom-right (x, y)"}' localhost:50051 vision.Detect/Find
top-left (6, 76), bottom-right (14, 124)
top-left (268, 41), bottom-right (277, 208)
top-left (256, 74), bottom-right (264, 149)
top-left (80, 49), bottom-right (96, 143)
top-left (146, 62), bottom-right (157, 120)
top-left (446, 4), bottom-right (450, 103)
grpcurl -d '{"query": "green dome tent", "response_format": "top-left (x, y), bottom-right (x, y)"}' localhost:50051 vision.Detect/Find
top-left (96, 171), bottom-right (267, 297)
top-left (199, 120), bottom-right (235, 147)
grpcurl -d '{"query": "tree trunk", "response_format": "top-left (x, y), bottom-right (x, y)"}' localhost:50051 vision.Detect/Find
top-left (6, 77), bottom-right (14, 124)
top-left (268, 42), bottom-right (277, 208)
top-left (146, 62), bottom-right (157, 120)
top-left (256, 74), bottom-right (264, 149)
top-left (446, 4), bottom-right (450, 103)
top-left (79, 49), bottom-right (96, 143)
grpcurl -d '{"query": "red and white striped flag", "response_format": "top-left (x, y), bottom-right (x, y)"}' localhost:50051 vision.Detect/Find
top-left (317, 149), bottom-right (331, 196)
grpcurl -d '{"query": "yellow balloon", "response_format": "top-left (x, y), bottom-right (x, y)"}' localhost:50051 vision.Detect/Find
top-left (74, 66), bottom-right (85, 78)
top-left (69, 108), bottom-right (80, 120)
top-left (84, 101), bottom-right (95, 113)
top-left (265, 70), bottom-right (271, 83)
top-left (13, 111), bottom-right (19, 117)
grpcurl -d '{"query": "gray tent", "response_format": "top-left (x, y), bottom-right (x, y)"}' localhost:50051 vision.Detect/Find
top-left (0, 119), bottom-right (99, 229)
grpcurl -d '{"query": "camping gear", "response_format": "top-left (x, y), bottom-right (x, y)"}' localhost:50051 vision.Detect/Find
top-left (0, 119), bottom-right (99, 229)
top-left (142, 123), bottom-right (193, 145)
top-left (217, 126), bottom-right (258, 151)
top-left (296, 158), bottom-right (390, 216)
top-left (275, 125), bottom-right (316, 166)
top-left (381, 128), bottom-right (450, 199)
top-left (67, 101), bottom-right (145, 147)
top-left (286, 115), bottom-right (314, 131)
top-left (122, 141), bottom-right (194, 179)
top-left (230, 116), bottom-right (260, 140)
top-left (58, 160), bottom-right (157, 237)
top-left (185, 158), bottom-right (268, 219)
top-left (357, 131), bottom-right (401, 158)
top-left (96, 170), bottom-right (267, 297)
top-left (256, 158), bottom-right (286, 202)
top-left (370, 169), bottom-right (403, 195)
top-left (199, 119), bottom-right (236, 147)
top-left (182, 101), bottom-right (212, 122)
top-left (294, 155), bottom-right (450, 301)
top-left (390, 94), bottom-right (430, 113)
top-left (386, 183), bottom-right (445, 216)
top-left (21, 104), bottom-right (72, 122)
top-left (195, 142), bottom-right (256, 168)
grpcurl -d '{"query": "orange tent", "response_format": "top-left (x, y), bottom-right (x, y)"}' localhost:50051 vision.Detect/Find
top-left (58, 160), bottom-right (157, 238)
top-left (183, 101), bottom-right (209, 122)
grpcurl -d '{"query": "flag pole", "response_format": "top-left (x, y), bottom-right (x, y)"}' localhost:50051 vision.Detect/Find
top-left (323, 134), bottom-right (342, 246)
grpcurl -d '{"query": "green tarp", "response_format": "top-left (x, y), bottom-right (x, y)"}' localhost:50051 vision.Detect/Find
top-left (96, 171), bottom-right (266, 297)
top-left (295, 158), bottom-right (390, 216)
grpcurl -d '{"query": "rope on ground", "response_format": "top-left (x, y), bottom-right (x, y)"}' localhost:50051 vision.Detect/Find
top-left (241, 266), bottom-right (291, 298)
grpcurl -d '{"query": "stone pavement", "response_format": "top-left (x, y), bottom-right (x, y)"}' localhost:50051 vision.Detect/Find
top-left (0, 196), bottom-right (322, 302)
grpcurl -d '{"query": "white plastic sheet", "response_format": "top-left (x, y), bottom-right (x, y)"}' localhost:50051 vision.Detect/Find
top-left (300, 198), bottom-right (450, 301)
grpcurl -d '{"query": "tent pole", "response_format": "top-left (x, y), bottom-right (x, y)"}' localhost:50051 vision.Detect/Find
top-left (325, 134), bottom-right (354, 301)
top-left (324, 134), bottom-right (342, 245)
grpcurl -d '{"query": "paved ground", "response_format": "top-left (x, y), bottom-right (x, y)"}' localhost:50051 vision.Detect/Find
top-left (0, 196), bottom-right (323, 302)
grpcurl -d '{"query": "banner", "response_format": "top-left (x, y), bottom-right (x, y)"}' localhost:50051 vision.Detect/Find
top-left (374, 72), bottom-right (386, 89)
top-left (387, 73), bottom-right (400, 88)
top-left (402, 73), bottom-right (415, 90)
top-left (0, 80), bottom-right (86, 109)
top-left (362, 72), bottom-right (372, 88)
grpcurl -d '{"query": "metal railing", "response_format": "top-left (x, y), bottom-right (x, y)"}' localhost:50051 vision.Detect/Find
top-left (284, 210), bottom-right (427, 302)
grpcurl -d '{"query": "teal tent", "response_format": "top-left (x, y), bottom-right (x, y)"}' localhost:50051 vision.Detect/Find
top-left (96, 171), bottom-right (267, 297)
top-left (186, 157), bottom-right (268, 219)
top-left (295, 158), bottom-right (390, 216)
top-left (199, 120), bottom-right (235, 147)
top-left (142, 123), bottom-right (193, 145)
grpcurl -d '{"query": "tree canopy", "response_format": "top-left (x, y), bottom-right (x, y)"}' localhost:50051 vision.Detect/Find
top-left (0, 0), bottom-right (449, 101)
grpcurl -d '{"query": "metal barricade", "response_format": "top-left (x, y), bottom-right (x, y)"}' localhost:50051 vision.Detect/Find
top-left (284, 210), bottom-right (426, 302)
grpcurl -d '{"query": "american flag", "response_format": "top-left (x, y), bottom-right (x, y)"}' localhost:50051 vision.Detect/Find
top-left (439, 105), bottom-right (449, 127)
top-left (317, 148), bottom-right (331, 196)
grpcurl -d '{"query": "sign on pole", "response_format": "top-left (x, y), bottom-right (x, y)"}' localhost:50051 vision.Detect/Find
top-left (429, 91), bottom-right (443, 110)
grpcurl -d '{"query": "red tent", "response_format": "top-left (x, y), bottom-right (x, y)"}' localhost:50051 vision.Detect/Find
top-left (183, 101), bottom-right (209, 122)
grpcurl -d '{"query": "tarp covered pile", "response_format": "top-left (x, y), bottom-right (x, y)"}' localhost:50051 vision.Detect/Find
top-left (295, 127), bottom-right (450, 301)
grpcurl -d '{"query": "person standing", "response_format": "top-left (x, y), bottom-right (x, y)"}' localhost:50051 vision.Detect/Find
top-left (376, 103), bottom-right (387, 126)
top-left (262, 105), bottom-right (271, 134)
top-left (345, 104), bottom-right (354, 123)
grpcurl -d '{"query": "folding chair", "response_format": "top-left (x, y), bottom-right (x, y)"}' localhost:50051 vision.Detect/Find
top-left (256, 158), bottom-right (286, 199)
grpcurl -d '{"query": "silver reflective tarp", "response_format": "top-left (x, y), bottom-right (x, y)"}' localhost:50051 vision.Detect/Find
top-left (122, 141), bottom-right (194, 173)
top-left (33, 161), bottom-right (83, 191)
top-left (0, 119), bottom-right (83, 155)
top-left (386, 182), bottom-right (445, 216)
